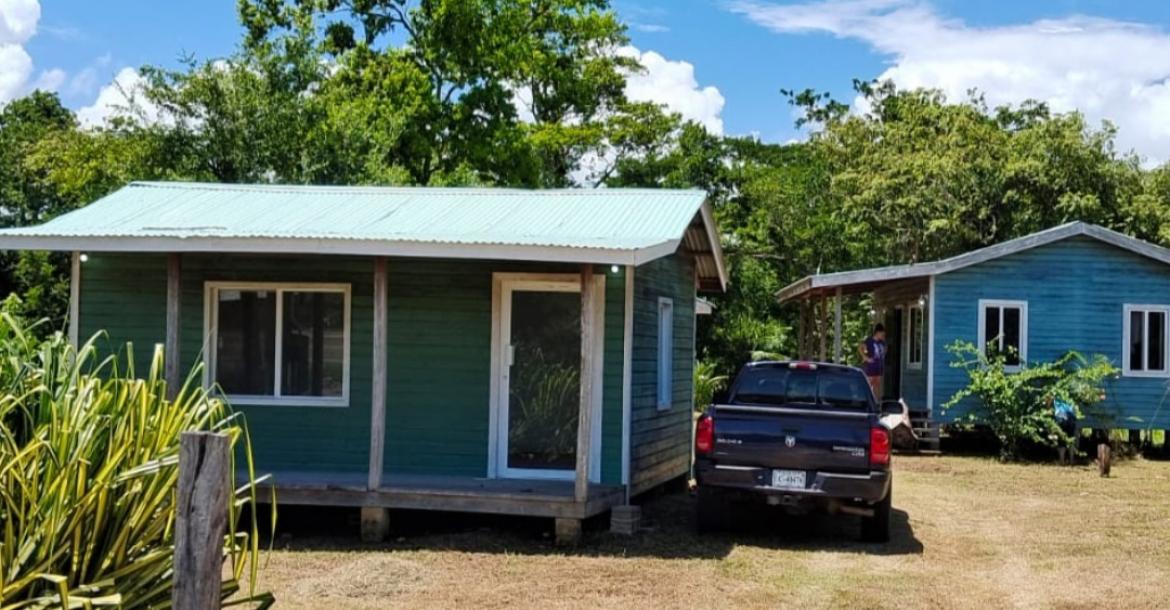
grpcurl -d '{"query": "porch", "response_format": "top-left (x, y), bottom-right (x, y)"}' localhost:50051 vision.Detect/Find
top-left (249, 471), bottom-right (626, 520)
top-left (780, 270), bottom-right (940, 448)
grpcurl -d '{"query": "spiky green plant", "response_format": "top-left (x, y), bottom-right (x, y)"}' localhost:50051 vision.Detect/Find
top-left (0, 311), bottom-right (272, 609)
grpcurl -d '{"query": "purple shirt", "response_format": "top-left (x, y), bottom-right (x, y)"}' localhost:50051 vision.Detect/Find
top-left (863, 337), bottom-right (886, 377)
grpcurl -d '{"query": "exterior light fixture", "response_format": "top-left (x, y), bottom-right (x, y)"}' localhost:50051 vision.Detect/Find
top-left (79, 253), bottom-right (89, 263)
top-left (610, 265), bottom-right (620, 274)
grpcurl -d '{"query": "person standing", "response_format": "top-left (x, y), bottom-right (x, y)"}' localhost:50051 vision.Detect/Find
top-left (858, 324), bottom-right (887, 400)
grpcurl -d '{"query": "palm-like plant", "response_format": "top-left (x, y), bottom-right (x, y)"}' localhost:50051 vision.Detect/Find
top-left (0, 312), bottom-right (271, 609)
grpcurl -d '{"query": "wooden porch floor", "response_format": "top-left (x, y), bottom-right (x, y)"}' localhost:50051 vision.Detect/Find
top-left (245, 471), bottom-right (626, 520)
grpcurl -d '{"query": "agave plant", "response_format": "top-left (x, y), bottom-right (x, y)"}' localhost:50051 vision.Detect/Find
top-left (0, 311), bottom-right (272, 609)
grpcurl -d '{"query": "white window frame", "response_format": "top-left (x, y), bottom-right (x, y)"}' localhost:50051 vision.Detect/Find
top-left (1122, 304), bottom-right (1170, 378)
top-left (977, 299), bottom-right (1028, 372)
top-left (657, 297), bottom-right (674, 411)
top-left (203, 281), bottom-right (352, 407)
top-left (905, 303), bottom-right (924, 370)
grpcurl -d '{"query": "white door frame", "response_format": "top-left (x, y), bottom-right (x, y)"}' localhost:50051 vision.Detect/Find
top-left (488, 272), bottom-right (604, 482)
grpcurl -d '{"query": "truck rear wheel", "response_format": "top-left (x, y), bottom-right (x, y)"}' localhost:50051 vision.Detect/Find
top-left (860, 484), bottom-right (891, 543)
top-left (695, 487), bottom-right (726, 533)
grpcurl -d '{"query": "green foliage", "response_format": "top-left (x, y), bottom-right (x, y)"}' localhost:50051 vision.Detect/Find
top-left (943, 341), bottom-right (1119, 461)
top-left (508, 344), bottom-right (580, 464)
top-left (693, 360), bottom-right (728, 411)
top-left (0, 308), bottom-right (271, 608)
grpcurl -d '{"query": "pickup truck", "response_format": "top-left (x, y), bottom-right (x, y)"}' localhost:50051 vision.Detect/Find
top-left (693, 361), bottom-right (895, 542)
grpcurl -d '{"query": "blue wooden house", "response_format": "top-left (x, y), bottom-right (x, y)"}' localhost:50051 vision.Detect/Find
top-left (780, 222), bottom-right (1170, 440)
top-left (0, 181), bottom-right (726, 543)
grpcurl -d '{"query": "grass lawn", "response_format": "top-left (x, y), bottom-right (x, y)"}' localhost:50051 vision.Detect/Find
top-left (250, 455), bottom-right (1170, 609)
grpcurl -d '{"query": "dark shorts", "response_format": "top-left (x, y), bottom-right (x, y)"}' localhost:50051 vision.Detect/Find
top-left (1058, 418), bottom-right (1077, 438)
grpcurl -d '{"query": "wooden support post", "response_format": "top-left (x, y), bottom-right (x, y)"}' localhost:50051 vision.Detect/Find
top-left (1128, 429), bottom-right (1142, 449)
top-left (818, 296), bottom-right (828, 361)
top-left (796, 300), bottom-right (807, 360)
top-left (68, 251), bottom-right (80, 348)
top-left (165, 253), bottom-right (182, 399)
top-left (833, 287), bottom-right (843, 363)
top-left (1098, 442), bottom-right (1112, 477)
top-left (363, 257), bottom-right (390, 543)
top-left (574, 264), bottom-right (595, 505)
top-left (1164, 430), bottom-right (1170, 456)
top-left (361, 507), bottom-right (390, 543)
top-left (555, 517), bottom-right (582, 546)
top-left (368, 258), bottom-right (388, 491)
top-left (173, 432), bottom-right (229, 610)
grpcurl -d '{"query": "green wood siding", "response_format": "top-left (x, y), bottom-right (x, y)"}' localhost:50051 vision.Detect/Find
top-left (181, 255), bottom-right (375, 474)
top-left (630, 252), bottom-right (695, 495)
top-left (383, 260), bottom-right (625, 483)
top-left (78, 253), bottom-right (167, 375)
top-left (78, 253), bottom-right (627, 484)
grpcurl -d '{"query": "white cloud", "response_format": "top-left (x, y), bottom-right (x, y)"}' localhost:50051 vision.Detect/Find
top-left (631, 23), bottom-right (670, 33)
top-left (731, 0), bottom-right (1170, 164)
top-left (0, 0), bottom-right (38, 44)
top-left (619, 46), bottom-right (725, 135)
top-left (0, 0), bottom-right (39, 102)
top-left (76, 67), bottom-right (162, 128)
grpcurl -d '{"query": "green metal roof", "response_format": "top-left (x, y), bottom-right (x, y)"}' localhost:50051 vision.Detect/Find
top-left (0, 182), bottom-right (726, 288)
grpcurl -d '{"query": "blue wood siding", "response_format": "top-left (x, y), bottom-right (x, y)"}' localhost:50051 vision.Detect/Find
top-left (932, 236), bottom-right (1170, 429)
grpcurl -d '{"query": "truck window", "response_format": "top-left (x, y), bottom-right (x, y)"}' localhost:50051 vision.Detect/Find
top-left (730, 367), bottom-right (872, 410)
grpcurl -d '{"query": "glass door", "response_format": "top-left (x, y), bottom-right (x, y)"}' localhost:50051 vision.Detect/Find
top-left (495, 276), bottom-right (603, 481)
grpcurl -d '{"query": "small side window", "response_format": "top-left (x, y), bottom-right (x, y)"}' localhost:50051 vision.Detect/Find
top-left (657, 297), bottom-right (674, 410)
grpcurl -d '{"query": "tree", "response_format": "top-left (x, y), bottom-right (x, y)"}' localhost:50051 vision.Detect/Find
top-left (0, 92), bottom-right (78, 327)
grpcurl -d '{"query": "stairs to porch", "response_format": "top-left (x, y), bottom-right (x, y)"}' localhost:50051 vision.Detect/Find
top-left (908, 409), bottom-right (941, 452)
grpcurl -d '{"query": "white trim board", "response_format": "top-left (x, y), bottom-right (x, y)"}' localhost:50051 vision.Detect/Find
top-left (779, 222), bottom-right (1170, 302)
top-left (977, 299), bottom-right (1029, 371)
top-left (487, 272), bottom-right (605, 483)
top-left (926, 277), bottom-right (935, 415)
top-left (621, 266), bottom-right (635, 490)
top-left (202, 281), bottom-right (353, 407)
top-left (1121, 304), bottom-right (1170, 378)
top-left (0, 234), bottom-right (683, 269)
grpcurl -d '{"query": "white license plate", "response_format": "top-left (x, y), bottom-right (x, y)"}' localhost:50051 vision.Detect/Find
top-left (771, 469), bottom-right (806, 489)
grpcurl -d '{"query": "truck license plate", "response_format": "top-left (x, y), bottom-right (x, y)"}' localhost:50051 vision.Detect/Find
top-left (771, 469), bottom-right (806, 489)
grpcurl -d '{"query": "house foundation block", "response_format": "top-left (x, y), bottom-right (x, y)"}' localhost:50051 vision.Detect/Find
top-left (360, 507), bottom-right (390, 542)
top-left (554, 517), bottom-right (582, 545)
top-left (609, 504), bottom-right (641, 535)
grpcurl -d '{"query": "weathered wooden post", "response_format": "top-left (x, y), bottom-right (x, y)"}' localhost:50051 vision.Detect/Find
top-left (173, 431), bottom-right (230, 610)
top-left (1097, 442), bottom-right (1111, 478)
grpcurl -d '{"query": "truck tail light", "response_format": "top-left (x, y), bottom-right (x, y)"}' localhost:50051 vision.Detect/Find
top-left (870, 426), bottom-right (891, 467)
top-left (695, 414), bottom-right (715, 456)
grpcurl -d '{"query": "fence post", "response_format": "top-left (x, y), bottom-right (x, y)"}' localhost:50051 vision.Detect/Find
top-left (173, 431), bottom-right (230, 610)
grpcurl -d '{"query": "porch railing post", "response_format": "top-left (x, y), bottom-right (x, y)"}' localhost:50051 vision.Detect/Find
top-left (834, 287), bottom-right (843, 363)
top-left (574, 264), bottom-right (595, 505)
top-left (362, 257), bottom-right (390, 541)
top-left (165, 253), bottom-right (181, 399)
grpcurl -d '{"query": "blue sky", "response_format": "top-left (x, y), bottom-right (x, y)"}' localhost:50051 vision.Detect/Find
top-left (10, 1), bottom-right (1170, 161)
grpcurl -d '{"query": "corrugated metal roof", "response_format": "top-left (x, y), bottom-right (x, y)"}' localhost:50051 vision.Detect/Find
top-left (0, 181), bottom-right (727, 289)
top-left (777, 221), bottom-right (1170, 302)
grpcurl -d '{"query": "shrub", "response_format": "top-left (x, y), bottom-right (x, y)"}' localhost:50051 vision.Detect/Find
top-left (944, 341), bottom-right (1118, 461)
top-left (693, 360), bottom-right (728, 411)
top-left (0, 311), bottom-right (272, 608)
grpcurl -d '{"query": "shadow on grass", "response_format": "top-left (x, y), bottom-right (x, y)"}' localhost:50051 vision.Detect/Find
top-left (253, 490), bottom-right (923, 560)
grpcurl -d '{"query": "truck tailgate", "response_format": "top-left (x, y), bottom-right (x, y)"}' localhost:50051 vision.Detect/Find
top-left (711, 404), bottom-right (872, 474)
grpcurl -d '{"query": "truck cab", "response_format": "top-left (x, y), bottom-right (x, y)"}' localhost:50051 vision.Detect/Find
top-left (693, 361), bottom-right (895, 542)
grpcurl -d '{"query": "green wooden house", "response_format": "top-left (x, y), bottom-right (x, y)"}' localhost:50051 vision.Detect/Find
top-left (0, 182), bottom-right (726, 542)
